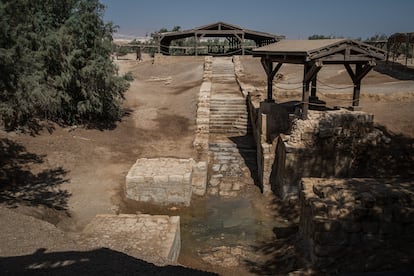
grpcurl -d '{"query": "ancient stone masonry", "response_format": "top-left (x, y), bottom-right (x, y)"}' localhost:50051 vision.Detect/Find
top-left (193, 57), bottom-right (212, 156)
top-left (206, 56), bottom-right (256, 197)
top-left (299, 178), bottom-right (414, 266)
top-left (80, 214), bottom-right (181, 265)
top-left (126, 158), bottom-right (194, 206)
top-left (275, 110), bottom-right (389, 198)
top-left (208, 141), bottom-right (255, 197)
top-left (125, 157), bottom-right (208, 204)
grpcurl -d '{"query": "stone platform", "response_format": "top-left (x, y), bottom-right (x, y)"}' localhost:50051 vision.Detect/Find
top-left (126, 158), bottom-right (194, 206)
top-left (80, 214), bottom-right (181, 265)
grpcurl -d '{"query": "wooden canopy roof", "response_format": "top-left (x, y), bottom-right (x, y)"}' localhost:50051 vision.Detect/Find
top-left (158, 21), bottom-right (284, 55)
top-left (252, 39), bottom-right (386, 119)
top-left (253, 39), bottom-right (386, 64)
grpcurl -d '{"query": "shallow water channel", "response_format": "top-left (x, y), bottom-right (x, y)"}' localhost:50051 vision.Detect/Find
top-left (121, 189), bottom-right (287, 271)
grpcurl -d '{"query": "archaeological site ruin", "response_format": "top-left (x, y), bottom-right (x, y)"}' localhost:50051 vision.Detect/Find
top-left (2, 19), bottom-right (413, 275)
top-left (115, 25), bottom-right (414, 273)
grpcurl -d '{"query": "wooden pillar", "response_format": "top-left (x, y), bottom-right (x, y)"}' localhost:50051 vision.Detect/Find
top-left (406, 35), bottom-right (410, 67)
top-left (194, 33), bottom-right (198, 56)
top-left (302, 61), bottom-right (322, 118)
top-left (266, 59), bottom-right (274, 102)
top-left (310, 74), bottom-right (317, 98)
top-left (352, 64), bottom-right (362, 107)
top-left (345, 62), bottom-right (374, 109)
top-left (260, 57), bottom-right (282, 102)
top-left (242, 33), bottom-right (245, 55)
top-left (302, 65), bottom-right (310, 119)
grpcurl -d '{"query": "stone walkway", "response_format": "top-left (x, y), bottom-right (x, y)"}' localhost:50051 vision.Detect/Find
top-left (207, 57), bottom-right (256, 197)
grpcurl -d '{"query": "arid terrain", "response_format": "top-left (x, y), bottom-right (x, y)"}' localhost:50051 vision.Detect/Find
top-left (1, 52), bottom-right (414, 275)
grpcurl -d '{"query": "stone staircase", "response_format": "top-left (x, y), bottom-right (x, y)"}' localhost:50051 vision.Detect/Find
top-left (206, 57), bottom-right (256, 197)
top-left (208, 138), bottom-right (256, 197)
top-left (209, 57), bottom-right (251, 135)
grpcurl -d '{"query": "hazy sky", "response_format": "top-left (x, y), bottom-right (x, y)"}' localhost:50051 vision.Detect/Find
top-left (100, 0), bottom-right (414, 39)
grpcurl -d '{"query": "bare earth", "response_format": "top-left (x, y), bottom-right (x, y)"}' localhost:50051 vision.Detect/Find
top-left (1, 53), bottom-right (414, 275)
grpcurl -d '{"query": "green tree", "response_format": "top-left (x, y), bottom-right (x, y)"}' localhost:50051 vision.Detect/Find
top-left (308, 34), bottom-right (334, 40)
top-left (0, 0), bottom-right (131, 129)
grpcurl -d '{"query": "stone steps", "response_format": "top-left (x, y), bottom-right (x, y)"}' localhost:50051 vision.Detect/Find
top-left (207, 139), bottom-right (257, 197)
top-left (207, 57), bottom-right (256, 197)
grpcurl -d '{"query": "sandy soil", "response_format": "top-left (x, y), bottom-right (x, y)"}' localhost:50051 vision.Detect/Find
top-left (1, 53), bottom-right (414, 275)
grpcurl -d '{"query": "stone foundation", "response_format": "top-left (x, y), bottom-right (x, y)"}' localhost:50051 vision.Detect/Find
top-left (126, 158), bottom-right (194, 206)
top-left (273, 109), bottom-right (386, 198)
top-left (299, 178), bottom-right (414, 266)
top-left (80, 214), bottom-right (181, 265)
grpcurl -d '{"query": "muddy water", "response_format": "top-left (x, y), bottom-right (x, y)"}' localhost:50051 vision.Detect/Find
top-left (120, 189), bottom-right (287, 273)
top-left (180, 195), bottom-right (279, 252)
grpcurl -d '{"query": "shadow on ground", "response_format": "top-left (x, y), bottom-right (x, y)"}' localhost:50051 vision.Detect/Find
top-left (0, 247), bottom-right (217, 276)
top-left (0, 138), bottom-right (70, 210)
top-left (228, 134), bottom-right (261, 188)
top-left (241, 123), bottom-right (414, 275)
top-left (351, 124), bottom-right (414, 178)
top-left (374, 60), bottom-right (414, 81)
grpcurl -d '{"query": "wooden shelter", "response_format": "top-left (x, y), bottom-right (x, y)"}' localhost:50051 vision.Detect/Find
top-left (158, 21), bottom-right (284, 56)
top-left (253, 39), bottom-right (386, 119)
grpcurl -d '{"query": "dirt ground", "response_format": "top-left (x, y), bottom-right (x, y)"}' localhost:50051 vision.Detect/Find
top-left (1, 53), bottom-right (414, 275)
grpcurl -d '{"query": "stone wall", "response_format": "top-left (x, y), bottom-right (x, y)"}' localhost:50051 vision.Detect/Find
top-left (193, 80), bottom-right (212, 156)
top-left (299, 177), bottom-right (414, 266)
top-left (80, 214), bottom-right (181, 265)
top-left (274, 110), bottom-right (384, 198)
top-left (193, 58), bottom-right (213, 154)
top-left (126, 158), bottom-right (194, 206)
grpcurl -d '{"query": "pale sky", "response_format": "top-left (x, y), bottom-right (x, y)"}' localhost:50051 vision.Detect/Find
top-left (100, 0), bottom-right (414, 39)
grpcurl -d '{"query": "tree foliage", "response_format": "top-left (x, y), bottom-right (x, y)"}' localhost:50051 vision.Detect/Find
top-left (0, 0), bottom-right (131, 129)
top-left (308, 34), bottom-right (335, 40)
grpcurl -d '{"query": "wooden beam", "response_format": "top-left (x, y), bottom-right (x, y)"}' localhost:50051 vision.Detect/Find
top-left (304, 61), bottom-right (322, 83)
top-left (344, 63), bottom-right (356, 82)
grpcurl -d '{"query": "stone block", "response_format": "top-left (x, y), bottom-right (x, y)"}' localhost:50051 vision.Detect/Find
top-left (125, 158), bottom-right (194, 206)
top-left (154, 175), bottom-right (169, 185)
top-left (80, 214), bottom-right (181, 265)
top-left (191, 161), bottom-right (207, 196)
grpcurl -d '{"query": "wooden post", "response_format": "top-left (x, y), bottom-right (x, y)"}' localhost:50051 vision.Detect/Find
top-left (406, 35), bottom-right (409, 67)
top-left (194, 33), bottom-right (198, 56)
top-left (260, 57), bottom-right (282, 102)
top-left (242, 33), bottom-right (245, 55)
top-left (266, 60), bottom-right (273, 102)
top-left (310, 74), bottom-right (317, 98)
top-left (352, 64), bottom-right (362, 107)
top-left (302, 65), bottom-right (310, 119)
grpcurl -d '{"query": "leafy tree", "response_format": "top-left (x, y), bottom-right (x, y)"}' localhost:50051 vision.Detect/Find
top-left (366, 33), bottom-right (388, 42)
top-left (308, 34), bottom-right (334, 40)
top-left (0, 0), bottom-right (131, 129)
